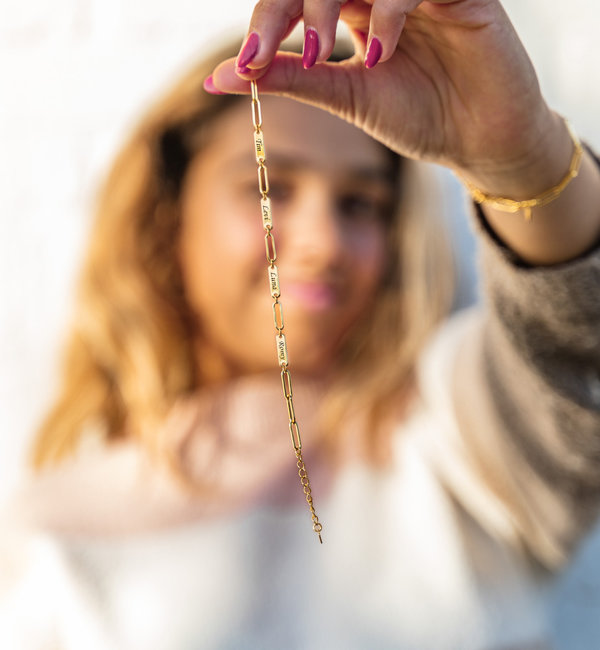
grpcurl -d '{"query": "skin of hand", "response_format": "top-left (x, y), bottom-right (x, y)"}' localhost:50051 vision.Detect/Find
top-left (209, 0), bottom-right (600, 265)
top-left (210, 1), bottom-right (552, 183)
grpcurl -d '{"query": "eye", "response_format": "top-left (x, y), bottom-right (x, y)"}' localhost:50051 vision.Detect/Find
top-left (337, 193), bottom-right (386, 222)
top-left (267, 179), bottom-right (293, 203)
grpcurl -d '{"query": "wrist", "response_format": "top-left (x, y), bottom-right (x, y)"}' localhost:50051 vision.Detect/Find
top-left (455, 109), bottom-right (573, 201)
top-left (462, 117), bottom-right (582, 221)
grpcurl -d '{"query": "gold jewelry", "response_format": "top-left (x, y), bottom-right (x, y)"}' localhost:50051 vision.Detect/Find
top-left (250, 80), bottom-right (324, 544)
top-left (462, 119), bottom-right (583, 221)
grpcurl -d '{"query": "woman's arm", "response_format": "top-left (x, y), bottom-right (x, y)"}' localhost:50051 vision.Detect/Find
top-left (449, 170), bottom-right (600, 568)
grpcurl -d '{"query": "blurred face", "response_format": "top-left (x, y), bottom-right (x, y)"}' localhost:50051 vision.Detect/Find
top-left (178, 96), bottom-right (395, 382)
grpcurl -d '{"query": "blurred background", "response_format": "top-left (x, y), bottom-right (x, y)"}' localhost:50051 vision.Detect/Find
top-left (1, 1), bottom-right (599, 647)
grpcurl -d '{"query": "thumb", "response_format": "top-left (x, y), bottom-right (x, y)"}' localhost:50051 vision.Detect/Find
top-left (211, 53), bottom-right (358, 124)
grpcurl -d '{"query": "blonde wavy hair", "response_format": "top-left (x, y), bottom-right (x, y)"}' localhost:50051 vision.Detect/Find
top-left (32, 38), bottom-right (454, 471)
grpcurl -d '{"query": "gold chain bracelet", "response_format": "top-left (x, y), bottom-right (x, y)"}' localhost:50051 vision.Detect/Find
top-left (250, 80), bottom-right (323, 544)
top-left (462, 119), bottom-right (583, 221)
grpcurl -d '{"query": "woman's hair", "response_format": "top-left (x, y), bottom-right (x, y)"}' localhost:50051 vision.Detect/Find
top-left (31, 37), bottom-right (454, 471)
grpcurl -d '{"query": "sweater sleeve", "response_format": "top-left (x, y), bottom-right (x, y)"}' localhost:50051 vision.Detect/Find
top-left (418, 153), bottom-right (600, 571)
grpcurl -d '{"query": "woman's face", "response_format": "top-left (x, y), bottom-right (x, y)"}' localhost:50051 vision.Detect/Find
top-left (178, 96), bottom-right (395, 381)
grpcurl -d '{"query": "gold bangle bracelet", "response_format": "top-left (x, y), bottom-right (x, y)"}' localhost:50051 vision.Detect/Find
top-left (461, 119), bottom-right (583, 221)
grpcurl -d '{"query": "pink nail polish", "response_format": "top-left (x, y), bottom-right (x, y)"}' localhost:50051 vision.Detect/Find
top-left (237, 32), bottom-right (260, 69)
top-left (365, 37), bottom-right (382, 69)
top-left (236, 64), bottom-right (251, 75)
top-left (203, 75), bottom-right (227, 96)
top-left (303, 28), bottom-right (319, 69)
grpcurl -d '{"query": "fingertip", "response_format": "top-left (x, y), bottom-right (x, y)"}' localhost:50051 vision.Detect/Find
top-left (302, 2), bottom-right (342, 66)
top-left (203, 75), bottom-right (227, 96)
top-left (212, 58), bottom-right (259, 95)
top-left (366, 9), bottom-right (407, 68)
top-left (314, 39), bottom-right (336, 67)
top-left (303, 27), bottom-right (319, 69)
top-left (236, 31), bottom-right (260, 69)
top-left (236, 64), bottom-right (252, 76)
top-left (365, 36), bottom-right (382, 69)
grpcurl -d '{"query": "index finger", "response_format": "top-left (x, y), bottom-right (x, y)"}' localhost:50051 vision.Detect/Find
top-left (236, 0), bottom-right (303, 73)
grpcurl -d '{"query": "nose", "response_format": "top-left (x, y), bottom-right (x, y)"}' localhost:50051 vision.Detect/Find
top-left (281, 182), bottom-right (346, 271)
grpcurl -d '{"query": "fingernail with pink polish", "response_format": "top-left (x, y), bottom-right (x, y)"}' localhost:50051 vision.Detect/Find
top-left (236, 64), bottom-right (251, 75)
top-left (303, 28), bottom-right (319, 69)
top-left (237, 32), bottom-right (260, 69)
top-left (203, 75), bottom-right (227, 96)
top-left (365, 37), bottom-right (382, 69)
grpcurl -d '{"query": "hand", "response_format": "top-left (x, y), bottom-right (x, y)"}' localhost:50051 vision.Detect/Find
top-left (209, 0), bottom-right (559, 191)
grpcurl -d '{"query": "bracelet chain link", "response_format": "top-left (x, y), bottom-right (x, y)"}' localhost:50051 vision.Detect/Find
top-left (250, 80), bottom-right (323, 544)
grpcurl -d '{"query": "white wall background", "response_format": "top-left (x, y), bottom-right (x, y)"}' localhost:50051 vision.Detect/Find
top-left (1, 1), bottom-right (599, 645)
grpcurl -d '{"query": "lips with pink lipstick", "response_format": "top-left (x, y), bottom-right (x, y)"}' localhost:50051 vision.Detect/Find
top-left (281, 280), bottom-right (340, 311)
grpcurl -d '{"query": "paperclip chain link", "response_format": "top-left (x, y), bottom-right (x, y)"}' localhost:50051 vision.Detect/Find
top-left (250, 80), bottom-right (323, 544)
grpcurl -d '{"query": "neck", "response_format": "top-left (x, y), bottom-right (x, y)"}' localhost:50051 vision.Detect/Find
top-left (193, 337), bottom-right (242, 386)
